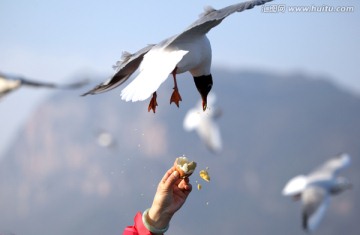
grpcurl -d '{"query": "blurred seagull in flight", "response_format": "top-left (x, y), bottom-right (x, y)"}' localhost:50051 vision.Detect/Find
top-left (282, 153), bottom-right (352, 232)
top-left (96, 130), bottom-right (117, 149)
top-left (183, 92), bottom-right (222, 153)
top-left (83, 0), bottom-right (273, 113)
top-left (0, 71), bottom-right (88, 100)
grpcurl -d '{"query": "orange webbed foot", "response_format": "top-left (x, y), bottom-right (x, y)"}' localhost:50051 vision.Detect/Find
top-left (170, 87), bottom-right (182, 108)
top-left (148, 92), bottom-right (158, 113)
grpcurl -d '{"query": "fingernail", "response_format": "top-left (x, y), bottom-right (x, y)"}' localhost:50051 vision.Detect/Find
top-left (173, 171), bottom-right (179, 177)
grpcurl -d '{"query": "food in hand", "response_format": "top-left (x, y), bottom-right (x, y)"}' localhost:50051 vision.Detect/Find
top-left (174, 156), bottom-right (197, 178)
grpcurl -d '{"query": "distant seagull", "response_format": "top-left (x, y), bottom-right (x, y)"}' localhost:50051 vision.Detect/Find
top-left (183, 93), bottom-right (222, 153)
top-left (96, 130), bottom-right (116, 149)
top-left (282, 153), bottom-right (352, 232)
top-left (0, 71), bottom-right (88, 99)
top-left (83, 0), bottom-right (273, 113)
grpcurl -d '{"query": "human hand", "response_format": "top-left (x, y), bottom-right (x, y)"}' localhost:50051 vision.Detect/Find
top-left (146, 163), bottom-right (192, 230)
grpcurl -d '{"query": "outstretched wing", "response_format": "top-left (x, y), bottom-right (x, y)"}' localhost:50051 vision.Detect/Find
top-left (21, 78), bottom-right (88, 89)
top-left (198, 117), bottom-right (222, 153)
top-left (82, 44), bottom-right (155, 96)
top-left (184, 92), bottom-right (218, 131)
top-left (165, 0), bottom-right (273, 47)
top-left (183, 108), bottom-right (222, 153)
top-left (121, 47), bottom-right (188, 102)
top-left (1, 72), bottom-right (88, 99)
top-left (183, 107), bottom-right (201, 131)
top-left (83, 0), bottom-right (272, 99)
top-left (183, 92), bottom-right (222, 153)
top-left (302, 186), bottom-right (330, 232)
top-left (309, 153), bottom-right (351, 182)
top-left (319, 153), bottom-right (351, 175)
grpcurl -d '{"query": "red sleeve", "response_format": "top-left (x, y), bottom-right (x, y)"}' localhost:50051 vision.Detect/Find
top-left (122, 212), bottom-right (153, 235)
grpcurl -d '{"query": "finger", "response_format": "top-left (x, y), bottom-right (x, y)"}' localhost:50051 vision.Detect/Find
top-left (180, 182), bottom-right (192, 196)
top-left (161, 167), bottom-right (175, 184)
top-left (163, 171), bottom-right (180, 189)
top-left (184, 177), bottom-right (190, 184)
top-left (178, 179), bottom-right (192, 191)
top-left (185, 182), bottom-right (192, 192)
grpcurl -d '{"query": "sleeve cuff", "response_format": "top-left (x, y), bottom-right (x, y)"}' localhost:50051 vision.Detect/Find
top-left (142, 208), bottom-right (169, 234)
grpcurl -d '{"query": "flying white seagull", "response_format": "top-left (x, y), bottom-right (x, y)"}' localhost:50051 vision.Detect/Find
top-left (282, 153), bottom-right (352, 232)
top-left (183, 92), bottom-right (222, 153)
top-left (96, 130), bottom-right (117, 149)
top-left (0, 71), bottom-right (88, 100)
top-left (83, 0), bottom-right (273, 113)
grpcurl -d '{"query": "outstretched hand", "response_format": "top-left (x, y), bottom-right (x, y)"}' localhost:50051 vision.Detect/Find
top-left (147, 163), bottom-right (192, 229)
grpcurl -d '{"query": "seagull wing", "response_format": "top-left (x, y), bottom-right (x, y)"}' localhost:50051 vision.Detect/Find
top-left (84, 0), bottom-right (272, 100)
top-left (206, 92), bottom-right (217, 107)
top-left (184, 110), bottom-right (222, 153)
top-left (184, 108), bottom-right (201, 131)
top-left (19, 78), bottom-right (57, 88)
top-left (302, 186), bottom-right (330, 232)
top-left (198, 117), bottom-right (222, 153)
top-left (165, 0), bottom-right (273, 46)
top-left (20, 78), bottom-right (88, 89)
top-left (82, 44), bottom-right (155, 96)
top-left (318, 153), bottom-right (351, 175)
top-left (184, 92), bottom-right (222, 152)
top-left (1, 72), bottom-right (88, 99)
top-left (120, 47), bottom-right (188, 102)
top-left (309, 153), bottom-right (351, 182)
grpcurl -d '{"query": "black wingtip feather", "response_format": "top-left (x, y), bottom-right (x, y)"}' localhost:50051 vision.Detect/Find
top-left (302, 213), bottom-right (309, 232)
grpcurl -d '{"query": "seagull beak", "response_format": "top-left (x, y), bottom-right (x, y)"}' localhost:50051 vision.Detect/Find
top-left (202, 96), bottom-right (207, 111)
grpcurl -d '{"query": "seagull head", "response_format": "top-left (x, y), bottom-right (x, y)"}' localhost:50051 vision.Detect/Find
top-left (193, 74), bottom-right (213, 111)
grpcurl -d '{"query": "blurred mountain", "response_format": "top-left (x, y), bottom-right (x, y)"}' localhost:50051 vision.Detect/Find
top-left (0, 68), bottom-right (359, 235)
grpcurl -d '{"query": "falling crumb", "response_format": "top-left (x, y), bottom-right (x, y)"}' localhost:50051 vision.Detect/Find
top-left (199, 168), bottom-right (210, 182)
top-left (206, 201), bottom-right (209, 206)
top-left (197, 183), bottom-right (202, 190)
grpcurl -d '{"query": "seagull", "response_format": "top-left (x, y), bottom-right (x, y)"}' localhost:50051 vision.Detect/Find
top-left (183, 92), bottom-right (222, 153)
top-left (83, 0), bottom-right (273, 113)
top-left (282, 153), bottom-right (352, 232)
top-left (96, 130), bottom-right (117, 149)
top-left (0, 71), bottom-right (88, 100)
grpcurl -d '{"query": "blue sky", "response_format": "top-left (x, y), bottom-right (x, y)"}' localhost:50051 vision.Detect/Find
top-left (0, 0), bottom-right (359, 155)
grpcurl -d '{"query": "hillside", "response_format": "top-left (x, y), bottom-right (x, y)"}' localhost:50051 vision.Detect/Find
top-left (0, 68), bottom-right (359, 235)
